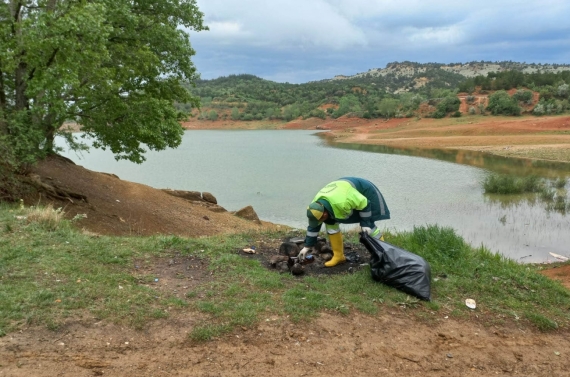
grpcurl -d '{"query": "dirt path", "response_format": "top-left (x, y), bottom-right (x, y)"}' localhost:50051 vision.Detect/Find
top-left (2, 310), bottom-right (569, 376)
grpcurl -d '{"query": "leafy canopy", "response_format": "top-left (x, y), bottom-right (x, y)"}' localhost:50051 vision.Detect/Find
top-left (0, 0), bottom-right (207, 164)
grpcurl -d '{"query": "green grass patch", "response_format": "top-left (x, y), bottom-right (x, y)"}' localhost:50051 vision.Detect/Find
top-left (483, 174), bottom-right (543, 194)
top-left (1, 202), bottom-right (569, 340)
top-left (483, 174), bottom-right (570, 214)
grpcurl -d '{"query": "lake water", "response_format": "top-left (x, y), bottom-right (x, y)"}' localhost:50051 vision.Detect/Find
top-left (58, 130), bottom-right (570, 263)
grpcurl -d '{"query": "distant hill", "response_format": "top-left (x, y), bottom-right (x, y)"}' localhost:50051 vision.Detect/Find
top-left (328, 61), bottom-right (570, 94)
top-left (182, 61), bottom-right (570, 121)
top-left (333, 61), bottom-right (570, 80)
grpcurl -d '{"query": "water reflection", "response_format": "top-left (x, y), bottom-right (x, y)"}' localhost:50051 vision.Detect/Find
top-left (328, 139), bottom-right (570, 178)
top-left (485, 189), bottom-right (570, 216)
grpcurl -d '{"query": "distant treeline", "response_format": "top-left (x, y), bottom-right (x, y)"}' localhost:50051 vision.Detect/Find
top-left (181, 66), bottom-right (570, 121)
top-left (458, 70), bottom-right (570, 94)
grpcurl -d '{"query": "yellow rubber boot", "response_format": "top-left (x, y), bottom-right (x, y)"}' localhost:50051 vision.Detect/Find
top-left (325, 232), bottom-right (346, 267)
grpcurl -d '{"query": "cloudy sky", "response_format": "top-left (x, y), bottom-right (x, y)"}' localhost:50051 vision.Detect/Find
top-left (186, 0), bottom-right (570, 84)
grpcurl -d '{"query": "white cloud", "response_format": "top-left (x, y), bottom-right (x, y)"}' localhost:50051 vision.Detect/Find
top-left (189, 0), bottom-right (570, 82)
top-left (206, 21), bottom-right (251, 39)
top-left (406, 25), bottom-right (465, 45)
top-left (194, 0), bottom-right (367, 49)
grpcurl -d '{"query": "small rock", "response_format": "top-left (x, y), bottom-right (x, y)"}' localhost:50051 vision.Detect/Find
top-left (321, 253), bottom-right (333, 262)
top-left (320, 245), bottom-right (333, 255)
top-left (277, 261), bottom-right (290, 273)
top-left (290, 263), bottom-right (304, 275)
top-left (202, 192), bottom-right (218, 204)
top-left (234, 205), bottom-right (261, 223)
top-left (279, 242), bottom-right (300, 257)
top-left (269, 255), bottom-right (289, 267)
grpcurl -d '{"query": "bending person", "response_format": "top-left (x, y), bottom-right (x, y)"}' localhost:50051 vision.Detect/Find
top-left (299, 177), bottom-right (390, 267)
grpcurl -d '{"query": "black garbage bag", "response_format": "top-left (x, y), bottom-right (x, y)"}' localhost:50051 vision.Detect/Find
top-left (359, 232), bottom-right (431, 301)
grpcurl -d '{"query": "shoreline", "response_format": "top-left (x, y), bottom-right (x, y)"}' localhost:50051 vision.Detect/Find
top-left (180, 114), bottom-right (570, 164)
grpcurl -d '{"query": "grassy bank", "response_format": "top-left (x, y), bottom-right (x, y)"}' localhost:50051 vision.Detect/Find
top-left (1, 203), bottom-right (569, 340)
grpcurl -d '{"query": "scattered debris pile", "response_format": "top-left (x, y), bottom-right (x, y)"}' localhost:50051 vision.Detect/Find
top-left (240, 235), bottom-right (370, 277)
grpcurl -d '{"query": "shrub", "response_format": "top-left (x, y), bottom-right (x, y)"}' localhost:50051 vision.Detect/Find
top-left (533, 99), bottom-right (564, 115)
top-left (432, 96), bottom-right (460, 118)
top-left (486, 91), bottom-right (521, 116)
top-left (533, 103), bottom-right (545, 115)
top-left (231, 107), bottom-right (240, 120)
top-left (512, 90), bottom-right (533, 104)
top-left (557, 83), bottom-right (569, 98)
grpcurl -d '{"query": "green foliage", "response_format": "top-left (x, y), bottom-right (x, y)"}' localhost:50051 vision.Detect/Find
top-left (0, 137), bottom-right (30, 201)
top-left (378, 98), bottom-right (399, 118)
top-left (186, 67), bottom-right (470, 122)
top-left (186, 64), bottom-right (570, 124)
top-left (0, 0), bottom-right (207, 165)
top-left (231, 107), bottom-right (240, 120)
top-left (512, 90), bottom-right (533, 104)
top-left (558, 84), bottom-right (569, 98)
top-left (486, 91), bottom-right (521, 116)
top-left (483, 174), bottom-right (543, 194)
top-left (533, 98), bottom-right (565, 115)
top-left (432, 96), bottom-right (460, 118)
top-left (459, 69), bottom-right (570, 98)
top-left (208, 110), bottom-right (218, 121)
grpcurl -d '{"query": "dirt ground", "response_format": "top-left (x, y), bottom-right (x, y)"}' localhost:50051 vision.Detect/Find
top-left (3, 117), bottom-right (570, 376)
top-left (2, 233), bottom-right (570, 377)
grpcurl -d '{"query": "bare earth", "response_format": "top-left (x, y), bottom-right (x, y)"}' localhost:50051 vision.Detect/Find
top-left (2, 116), bottom-right (570, 376)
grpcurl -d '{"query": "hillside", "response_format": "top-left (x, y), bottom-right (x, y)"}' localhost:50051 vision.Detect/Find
top-left (335, 61), bottom-right (570, 81)
top-left (23, 154), bottom-right (282, 238)
top-left (183, 61), bottom-right (570, 122)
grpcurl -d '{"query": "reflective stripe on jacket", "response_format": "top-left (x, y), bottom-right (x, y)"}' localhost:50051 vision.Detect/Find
top-left (304, 177), bottom-right (390, 247)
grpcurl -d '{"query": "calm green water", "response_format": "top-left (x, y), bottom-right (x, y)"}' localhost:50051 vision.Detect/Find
top-left (59, 130), bottom-right (570, 263)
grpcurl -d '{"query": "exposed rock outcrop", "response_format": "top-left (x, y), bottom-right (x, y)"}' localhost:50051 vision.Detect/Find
top-left (234, 205), bottom-right (261, 224)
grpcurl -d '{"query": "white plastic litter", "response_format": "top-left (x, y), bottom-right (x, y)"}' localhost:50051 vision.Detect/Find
top-left (549, 252), bottom-right (569, 261)
top-left (465, 298), bottom-right (476, 309)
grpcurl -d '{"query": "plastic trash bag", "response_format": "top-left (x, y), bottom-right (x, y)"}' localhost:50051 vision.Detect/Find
top-left (359, 232), bottom-right (431, 301)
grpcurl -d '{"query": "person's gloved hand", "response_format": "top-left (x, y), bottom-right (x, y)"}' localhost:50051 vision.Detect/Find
top-left (362, 227), bottom-right (373, 235)
top-left (298, 246), bottom-right (314, 261)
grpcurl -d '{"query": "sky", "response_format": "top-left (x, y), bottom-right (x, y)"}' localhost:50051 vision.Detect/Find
top-left (186, 0), bottom-right (570, 84)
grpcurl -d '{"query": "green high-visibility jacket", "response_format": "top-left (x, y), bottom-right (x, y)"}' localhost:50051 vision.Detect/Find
top-left (304, 177), bottom-right (390, 247)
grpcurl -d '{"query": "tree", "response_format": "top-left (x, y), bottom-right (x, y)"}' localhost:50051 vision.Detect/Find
top-left (378, 98), bottom-right (399, 118)
top-left (231, 107), bottom-right (240, 120)
top-left (0, 0), bottom-right (207, 165)
top-left (486, 91), bottom-right (521, 116)
top-left (333, 94), bottom-right (360, 118)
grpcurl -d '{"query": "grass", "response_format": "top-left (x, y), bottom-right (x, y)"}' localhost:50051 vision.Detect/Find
top-left (483, 173), bottom-right (570, 214)
top-left (483, 174), bottom-right (543, 194)
top-left (1, 202), bottom-right (569, 341)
